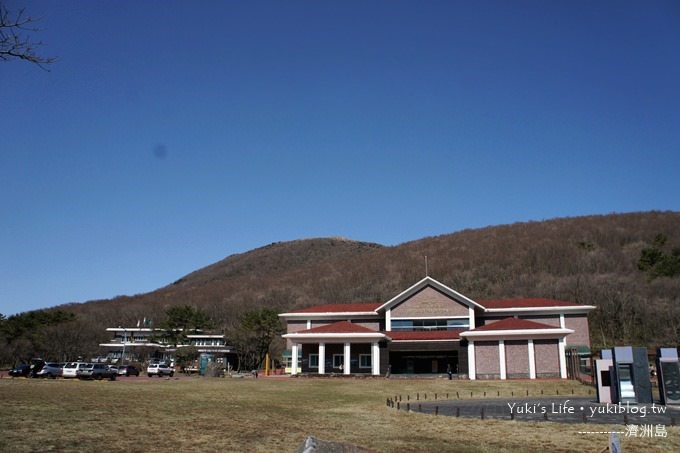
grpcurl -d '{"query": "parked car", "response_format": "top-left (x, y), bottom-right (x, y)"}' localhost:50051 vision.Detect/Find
top-left (107, 365), bottom-right (118, 375)
top-left (9, 364), bottom-right (31, 377)
top-left (118, 365), bottom-right (140, 377)
top-left (62, 362), bottom-right (89, 379)
top-left (29, 359), bottom-right (46, 377)
top-left (77, 363), bottom-right (117, 380)
top-left (35, 362), bottom-right (63, 379)
top-left (147, 363), bottom-right (174, 377)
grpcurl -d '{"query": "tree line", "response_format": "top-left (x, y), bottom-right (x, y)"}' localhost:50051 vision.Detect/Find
top-left (0, 306), bottom-right (284, 370)
top-left (3, 212), bottom-right (679, 366)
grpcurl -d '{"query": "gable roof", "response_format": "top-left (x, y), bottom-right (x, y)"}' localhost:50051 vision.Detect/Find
top-left (279, 303), bottom-right (382, 320)
top-left (376, 276), bottom-right (484, 312)
top-left (284, 303), bottom-right (381, 314)
top-left (461, 317), bottom-right (573, 340)
top-left (301, 321), bottom-right (378, 334)
top-left (472, 317), bottom-right (558, 331)
top-left (282, 321), bottom-right (389, 342)
top-left (479, 299), bottom-right (583, 309)
top-left (477, 298), bottom-right (596, 315)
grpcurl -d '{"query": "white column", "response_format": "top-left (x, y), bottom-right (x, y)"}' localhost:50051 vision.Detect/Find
top-left (343, 342), bottom-right (351, 375)
top-left (467, 340), bottom-right (476, 380)
top-left (558, 338), bottom-right (567, 378)
top-left (499, 340), bottom-right (506, 380)
top-left (385, 309), bottom-right (391, 331)
top-left (372, 342), bottom-right (380, 376)
top-left (528, 339), bottom-right (536, 379)
top-left (291, 344), bottom-right (298, 376)
top-left (318, 343), bottom-right (325, 375)
top-left (468, 307), bottom-right (475, 329)
top-left (306, 319), bottom-right (312, 329)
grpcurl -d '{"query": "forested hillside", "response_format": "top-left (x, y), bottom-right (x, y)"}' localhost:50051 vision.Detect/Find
top-left (2, 211), bottom-right (679, 363)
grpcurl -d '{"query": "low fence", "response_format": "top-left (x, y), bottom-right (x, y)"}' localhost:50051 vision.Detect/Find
top-left (384, 389), bottom-right (679, 426)
top-left (386, 387), bottom-right (593, 405)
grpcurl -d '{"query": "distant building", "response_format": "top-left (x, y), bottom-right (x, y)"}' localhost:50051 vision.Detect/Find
top-left (99, 328), bottom-right (238, 370)
top-left (279, 276), bottom-right (595, 379)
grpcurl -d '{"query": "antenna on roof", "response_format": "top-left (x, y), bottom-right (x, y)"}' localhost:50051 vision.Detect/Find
top-left (425, 255), bottom-right (429, 277)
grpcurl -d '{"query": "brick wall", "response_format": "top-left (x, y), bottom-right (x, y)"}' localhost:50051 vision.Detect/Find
top-left (519, 315), bottom-right (561, 327)
top-left (534, 339), bottom-right (560, 377)
top-left (287, 320), bottom-right (307, 334)
top-left (285, 321), bottom-right (307, 348)
top-left (391, 287), bottom-right (469, 317)
top-left (505, 340), bottom-right (529, 378)
top-left (564, 314), bottom-right (591, 347)
top-left (353, 321), bottom-right (380, 331)
top-left (475, 341), bottom-right (500, 378)
top-left (477, 316), bottom-right (505, 326)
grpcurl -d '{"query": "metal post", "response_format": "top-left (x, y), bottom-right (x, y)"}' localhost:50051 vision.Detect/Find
top-left (121, 328), bottom-right (127, 366)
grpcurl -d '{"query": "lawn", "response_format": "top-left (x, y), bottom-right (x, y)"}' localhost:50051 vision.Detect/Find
top-left (1, 376), bottom-right (677, 452)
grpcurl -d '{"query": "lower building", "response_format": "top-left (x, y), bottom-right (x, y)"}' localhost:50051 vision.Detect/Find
top-left (99, 328), bottom-right (238, 370)
top-left (280, 277), bottom-right (595, 379)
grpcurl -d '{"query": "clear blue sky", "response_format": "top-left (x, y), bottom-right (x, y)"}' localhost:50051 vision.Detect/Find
top-left (2, 1), bottom-right (679, 316)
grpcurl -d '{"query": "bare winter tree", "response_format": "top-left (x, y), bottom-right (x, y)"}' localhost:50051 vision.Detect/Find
top-left (0, 2), bottom-right (55, 69)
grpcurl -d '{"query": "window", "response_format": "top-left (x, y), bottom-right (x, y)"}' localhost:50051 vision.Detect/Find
top-left (309, 354), bottom-right (319, 369)
top-left (447, 319), bottom-right (470, 328)
top-left (414, 319), bottom-right (447, 330)
top-left (332, 354), bottom-right (344, 369)
top-left (359, 354), bottom-right (372, 369)
top-left (391, 320), bottom-right (413, 330)
top-left (392, 318), bottom-right (470, 331)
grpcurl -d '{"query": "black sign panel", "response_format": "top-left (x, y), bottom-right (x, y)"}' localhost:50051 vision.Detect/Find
top-left (658, 361), bottom-right (680, 405)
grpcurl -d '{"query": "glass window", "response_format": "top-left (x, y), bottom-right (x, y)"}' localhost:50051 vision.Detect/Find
top-left (391, 320), bottom-right (413, 330)
top-left (447, 319), bottom-right (470, 328)
top-left (309, 354), bottom-right (319, 368)
top-left (413, 319), bottom-right (447, 330)
top-left (332, 355), bottom-right (344, 368)
top-left (359, 354), bottom-right (371, 368)
top-left (393, 318), bottom-right (469, 331)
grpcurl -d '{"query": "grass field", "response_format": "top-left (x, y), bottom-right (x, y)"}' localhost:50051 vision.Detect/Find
top-left (1, 375), bottom-right (678, 452)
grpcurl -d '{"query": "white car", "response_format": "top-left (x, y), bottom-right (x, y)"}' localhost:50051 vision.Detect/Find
top-left (35, 362), bottom-right (63, 379)
top-left (147, 363), bottom-right (174, 377)
top-left (62, 362), bottom-right (88, 378)
top-left (77, 363), bottom-right (116, 380)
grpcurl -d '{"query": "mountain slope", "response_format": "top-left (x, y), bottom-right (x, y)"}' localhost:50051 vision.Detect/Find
top-left (64, 211), bottom-right (680, 349)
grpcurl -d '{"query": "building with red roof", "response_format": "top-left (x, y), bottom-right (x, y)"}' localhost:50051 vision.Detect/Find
top-left (279, 277), bottom-right (595, 379)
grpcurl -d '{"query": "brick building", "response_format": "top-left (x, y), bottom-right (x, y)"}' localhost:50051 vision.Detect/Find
top-left (280, 277), bottom-right (594, 379)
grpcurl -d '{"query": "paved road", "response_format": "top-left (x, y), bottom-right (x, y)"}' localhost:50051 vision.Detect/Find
top-left (394, 396), bottom-right (680, 425)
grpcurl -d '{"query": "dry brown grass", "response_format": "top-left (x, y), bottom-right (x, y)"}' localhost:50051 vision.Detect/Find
top-left (1, 376), bottom-right (678, 452)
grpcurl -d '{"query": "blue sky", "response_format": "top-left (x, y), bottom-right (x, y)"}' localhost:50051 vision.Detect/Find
top-left (2, 1), bottom-right (679, 316)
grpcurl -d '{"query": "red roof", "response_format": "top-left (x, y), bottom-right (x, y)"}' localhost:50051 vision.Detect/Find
top-left (479, 298), bottom-right (581, 309)
top-left (388, 330), bottom-right (463, 341)
top-left (301, 321), bottom-right (380, 334)
top-left (472, 317), bottom-right (560, 331)
top-left (286, 303), bottom-right (381, 314)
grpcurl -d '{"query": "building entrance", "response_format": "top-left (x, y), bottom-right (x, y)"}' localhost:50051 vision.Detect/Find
top-left (390, 351), bottom-right (458, 374)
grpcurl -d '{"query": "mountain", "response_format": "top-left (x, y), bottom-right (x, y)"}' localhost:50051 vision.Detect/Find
top-left (64, 211), bottom-right (680, 349)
